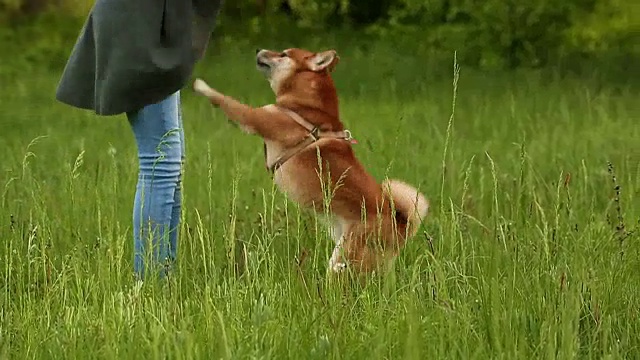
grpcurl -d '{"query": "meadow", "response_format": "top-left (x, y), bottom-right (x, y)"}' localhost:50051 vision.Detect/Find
top-left (0, 27), bottom-right (639, 359)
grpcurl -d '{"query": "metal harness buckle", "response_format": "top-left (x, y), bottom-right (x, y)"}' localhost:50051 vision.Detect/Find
top-left (343, 129), bottom-right (352, 141)
top-left (309, 127), bottom-right (320, 141)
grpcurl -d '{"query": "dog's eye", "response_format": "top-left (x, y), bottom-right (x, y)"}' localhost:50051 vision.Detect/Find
top-left (280, 52), bottom-right (288, 58)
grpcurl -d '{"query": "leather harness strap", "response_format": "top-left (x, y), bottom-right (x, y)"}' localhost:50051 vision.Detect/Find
top-left (265, 106), bottom-right (355, 173)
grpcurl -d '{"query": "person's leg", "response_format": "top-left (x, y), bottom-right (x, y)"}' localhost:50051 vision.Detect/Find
top-left (127, 91), bottom-right (183, 280)
top-left (168, 93), bottom-right (185, 263)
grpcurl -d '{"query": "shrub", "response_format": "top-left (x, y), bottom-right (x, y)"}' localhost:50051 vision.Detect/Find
top-left (0, 0), bottom-right (636, 72)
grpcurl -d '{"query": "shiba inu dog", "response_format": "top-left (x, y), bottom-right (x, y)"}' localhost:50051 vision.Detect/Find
top-left (193, 47), bottom-right (429, 274)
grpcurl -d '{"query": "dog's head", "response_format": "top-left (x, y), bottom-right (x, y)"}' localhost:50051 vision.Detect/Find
top-left (255, 48), bottom-right (339, 95)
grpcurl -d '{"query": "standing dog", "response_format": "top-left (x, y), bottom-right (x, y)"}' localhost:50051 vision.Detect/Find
top-left (193, 47), bottom-right (429, 274)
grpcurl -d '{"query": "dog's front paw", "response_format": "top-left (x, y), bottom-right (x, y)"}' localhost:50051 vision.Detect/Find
top-left (193, 78), bottom-right (210, 93)
top-left (193, 78), bottom-right (223, 105)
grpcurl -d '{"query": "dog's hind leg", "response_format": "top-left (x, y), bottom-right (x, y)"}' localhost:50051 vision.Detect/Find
top-left (329, 238), bottom-right (347, 273)
top-left (328, 219), bottom-right (347, 273)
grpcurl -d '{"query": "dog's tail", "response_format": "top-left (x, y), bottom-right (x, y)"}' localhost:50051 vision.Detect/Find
top-left (382, 179), bottom-right (429, 238)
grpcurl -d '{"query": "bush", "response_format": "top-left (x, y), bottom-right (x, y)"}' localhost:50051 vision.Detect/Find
top-left (1, 0), bottom-right (92, 24)
top-left (564, 0), bottom-right (639, 56)
top-left (372, 0), bottom-right (600, 69)
top-left (0, 0), bottom-right (636, 72)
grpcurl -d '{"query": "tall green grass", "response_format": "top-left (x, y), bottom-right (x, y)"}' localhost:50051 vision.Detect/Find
top-left (0, 34), bottom-right (638, 359)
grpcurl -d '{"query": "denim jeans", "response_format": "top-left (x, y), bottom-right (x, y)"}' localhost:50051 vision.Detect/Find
top-left (127, 91), bottom-right (184, 280)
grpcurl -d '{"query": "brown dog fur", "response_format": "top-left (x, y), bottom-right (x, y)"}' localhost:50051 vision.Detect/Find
top-left (193, 47), bottom-right (429, 274)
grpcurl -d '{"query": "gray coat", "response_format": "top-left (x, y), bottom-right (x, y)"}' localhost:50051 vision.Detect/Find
top-left (55, 0), bottom-right (223, 116)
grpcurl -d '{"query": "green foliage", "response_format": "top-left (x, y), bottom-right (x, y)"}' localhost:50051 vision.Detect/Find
top-left (370, 0), bottom-right (636, 69)
top-left (0, 0), bottom-right (637, 70)
top-left (285, 0), bottom-right (637, 69)
top-left (286, 0), bottom-right (344, 27)
top-left (0, 0), bottom-right (21, 11)
top-left (564, 0), bottom-right (639, 55)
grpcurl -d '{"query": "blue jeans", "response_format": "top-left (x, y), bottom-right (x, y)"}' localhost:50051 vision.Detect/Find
top-left (127, 91), bottom-right (184, 280)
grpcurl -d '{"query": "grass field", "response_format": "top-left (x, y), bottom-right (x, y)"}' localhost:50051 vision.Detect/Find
top-left (1, 30), bottom-right (639, 359)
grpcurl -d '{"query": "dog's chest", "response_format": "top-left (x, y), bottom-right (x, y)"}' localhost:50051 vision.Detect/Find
top-left (264, 140), bottom-right (319, 206)
top-left (263, 140), bottom-right (284, 172)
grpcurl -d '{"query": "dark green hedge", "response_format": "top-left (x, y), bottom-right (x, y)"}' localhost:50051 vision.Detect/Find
top-left (1, 0), bottom-right (637, 71)
top-left (224, 0), bottom-right (638, 69)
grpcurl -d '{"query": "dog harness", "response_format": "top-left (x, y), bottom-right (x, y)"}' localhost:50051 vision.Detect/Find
top-left (265, 106), bottom-right (357, 173)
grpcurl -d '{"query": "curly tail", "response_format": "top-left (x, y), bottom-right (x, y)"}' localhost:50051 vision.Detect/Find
top-left (382, 179), bottom-right (429, 237)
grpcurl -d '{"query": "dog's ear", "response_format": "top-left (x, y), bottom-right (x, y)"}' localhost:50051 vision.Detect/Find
top-left (308, 50), bottom-right (339, 72)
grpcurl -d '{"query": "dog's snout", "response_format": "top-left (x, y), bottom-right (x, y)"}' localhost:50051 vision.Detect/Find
top-left (255, 48), bottom-right (261, 55)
